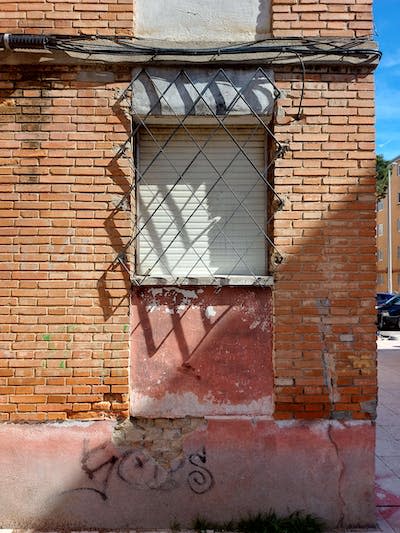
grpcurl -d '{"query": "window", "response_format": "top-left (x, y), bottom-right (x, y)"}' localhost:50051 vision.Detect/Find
top-left (129, 67), bottom-right (282, 286)
top-left (137, 125), bottom-right (267, 279)
top-left (377, 249), bottom-right (383, 261)
top-left (377, 199), bottom-right (384, 212)
top-left (397, 246), bottom-right (400, 259)
top-left (377, 273), bottom-right (384, 285)
top-left (398, 192), bottom-right (400, 203)
top-left (397, 218), bottom-right (400, 232)
top-left (397, 164), bottom-right (400, 177)
top-left (377, 223), bottom-right (384, 236)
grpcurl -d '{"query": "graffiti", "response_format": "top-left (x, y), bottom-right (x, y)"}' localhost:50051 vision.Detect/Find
top-left (66, 440), bottom-right (214, 501)
top-left (79, 440), bottom-right (118, 500)
top-left (187, 446), bottom-right (214, 494)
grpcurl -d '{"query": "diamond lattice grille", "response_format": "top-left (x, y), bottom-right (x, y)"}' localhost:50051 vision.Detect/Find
top-left (127, 67), bottom-right (283, 286)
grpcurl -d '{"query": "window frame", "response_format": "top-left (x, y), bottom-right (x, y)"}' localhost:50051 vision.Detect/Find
top-left (132, 121), bottom-right (274, 287)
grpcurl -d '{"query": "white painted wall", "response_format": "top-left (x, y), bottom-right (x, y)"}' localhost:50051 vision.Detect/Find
top-left (135, 0), bottom-right (271, 43)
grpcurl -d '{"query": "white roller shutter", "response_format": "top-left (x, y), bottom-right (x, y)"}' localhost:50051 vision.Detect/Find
top-left (137, 125), bottom-right (267, 278)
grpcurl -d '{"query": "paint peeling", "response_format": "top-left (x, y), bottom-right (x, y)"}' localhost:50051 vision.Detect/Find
top-left (130, 390), bottom-right (274, 417)
top-left (149, 288), bottom-right (163, 297)
top-left (205, 306), bottom-right (216, 319)
top-left (144, 287), bottom-right (203, 314)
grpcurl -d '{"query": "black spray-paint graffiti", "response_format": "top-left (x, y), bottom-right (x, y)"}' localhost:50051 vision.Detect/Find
top-left (66, 440), bottom-right (214, 501)
top-left (187, 447), bottom-right (214, 494)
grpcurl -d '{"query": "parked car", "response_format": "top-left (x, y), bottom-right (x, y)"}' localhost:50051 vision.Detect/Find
top-left (377, 294), bottom-right (400, 329)
top-left (376, 292), bottom-right (396, 306)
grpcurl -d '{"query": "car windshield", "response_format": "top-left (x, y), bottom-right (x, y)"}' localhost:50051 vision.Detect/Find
top-left (383, 295), bottom-right (400, 306)
top-left (377, 293), bottom-right (392, 304)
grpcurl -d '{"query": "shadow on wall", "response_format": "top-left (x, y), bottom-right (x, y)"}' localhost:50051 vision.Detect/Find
top-left (129, 286), bottom-right (274, 416)
top-left (97, 85), bottom-right (133, 321)
top-left (256, 0), bottom-right (271, 40)
top-left (97, 210), bottom-right (131, 321)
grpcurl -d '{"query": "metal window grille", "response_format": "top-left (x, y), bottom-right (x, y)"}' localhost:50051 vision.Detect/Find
top-left (116, 67), bottom-right (285, 287)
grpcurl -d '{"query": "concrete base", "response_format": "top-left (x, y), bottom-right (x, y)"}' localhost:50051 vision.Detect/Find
top-left (0, 419), bottom-right (375, 530)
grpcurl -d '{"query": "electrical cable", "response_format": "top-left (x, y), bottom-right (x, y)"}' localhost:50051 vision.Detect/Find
top-left (291, 50), bottom-right (306, 120)
top-left (0, 33), bottom-right (382, 63)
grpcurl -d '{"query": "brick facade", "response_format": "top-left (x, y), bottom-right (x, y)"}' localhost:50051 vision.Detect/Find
top-left (0, 0), bottom-right (378, 529)
top-left (0, 66), bottom-right (132, 421)
top-left (273, 67), bottom-right (376, 420)
top-left (1, 1), bottom-right (377, 423)
top-left (272, 0), bottom-right (373, 38)
top-left (0, 0), bottom-right (134, 35)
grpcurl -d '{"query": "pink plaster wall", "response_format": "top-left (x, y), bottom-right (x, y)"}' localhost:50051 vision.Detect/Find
top-left (0, 420), bottom-right (375, 529)
top-left (130, 287), bottom-right (273, 416)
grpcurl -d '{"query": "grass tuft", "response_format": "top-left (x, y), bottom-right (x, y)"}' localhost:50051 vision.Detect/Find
top-left (192, 510), bottom-right (325, 533)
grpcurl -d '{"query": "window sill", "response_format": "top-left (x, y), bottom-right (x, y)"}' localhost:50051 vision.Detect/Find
top-left (131, 275), bottom-right (274, 287)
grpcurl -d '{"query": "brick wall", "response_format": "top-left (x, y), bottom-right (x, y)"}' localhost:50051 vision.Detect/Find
top-left (0, 66), bottom-right (132, 421)
top-left (0, 0), bottom-right (377, 423)
top-left (0, 0), bottom-right (133, 35)
top-left (271, 0), bottom-right (373, 38)
top-left (273, 67), bottom-right (376, 419)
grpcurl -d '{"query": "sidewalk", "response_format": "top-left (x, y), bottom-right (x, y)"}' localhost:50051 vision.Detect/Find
top-left (376, 331), bottom-right (400, 532)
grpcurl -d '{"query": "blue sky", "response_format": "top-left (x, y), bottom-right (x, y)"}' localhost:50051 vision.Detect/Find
top-left (374, 0), bottom-right (400, 160)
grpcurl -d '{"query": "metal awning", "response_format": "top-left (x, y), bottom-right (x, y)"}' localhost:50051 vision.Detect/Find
top-left (131, 66), bottom-right (277, 118)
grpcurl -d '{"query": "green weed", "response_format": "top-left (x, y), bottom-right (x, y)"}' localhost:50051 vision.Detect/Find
top-left (192, 510), bottom-right (325, 533)
top-left (170, 519), bottom-right (181, 532)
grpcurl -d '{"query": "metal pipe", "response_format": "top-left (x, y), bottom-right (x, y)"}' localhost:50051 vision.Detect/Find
top-left (387, 163), bottom-right (393, 292)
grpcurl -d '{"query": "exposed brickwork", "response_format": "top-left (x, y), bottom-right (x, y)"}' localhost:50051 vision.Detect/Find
top-left (273, 67), bottom-right (376, 419)
top-left (0, 0), bottom-right (134, 36)
top-left (0, 66), bottom-right (132, 421)
top-left (113, 417), bottom-right (206, 470)
top-left (271, 0), bottom-right (373, 38)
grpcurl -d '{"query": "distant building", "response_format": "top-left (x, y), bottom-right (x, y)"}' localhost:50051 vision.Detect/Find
top-left (377, 156), bottom-right (400, 292)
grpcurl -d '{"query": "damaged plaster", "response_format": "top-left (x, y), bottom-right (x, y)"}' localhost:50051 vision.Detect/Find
top-left (130, 390), bottom-right (274, 418)
top-left (134, 0), bottom-right (271, 42)
top-left (113, 416), bottom-right (206, 470)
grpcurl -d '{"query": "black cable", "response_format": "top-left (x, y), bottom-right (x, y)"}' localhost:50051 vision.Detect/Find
top-left (0, 33), bottom-right (382, 63)
top-left (50, 39), bottom-right (381, 58)
top-left (50, 41), bottom-right (382, 64)
top-left (291, 51), bottom-right (306, 121)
